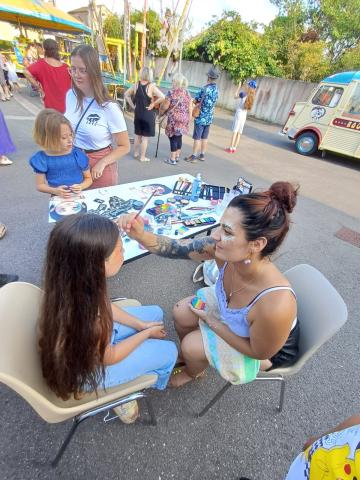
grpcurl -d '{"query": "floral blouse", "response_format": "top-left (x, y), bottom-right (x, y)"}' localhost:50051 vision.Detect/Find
top-left (165, 87), bottom-right (192, 137)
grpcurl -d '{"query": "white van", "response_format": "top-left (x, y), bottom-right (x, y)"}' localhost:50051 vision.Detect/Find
top-left (282, 71), bottom-right (360, 159)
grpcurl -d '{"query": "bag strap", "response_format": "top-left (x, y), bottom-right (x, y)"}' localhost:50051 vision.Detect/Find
top-left (75, 98), bottom-right (95, 135)
top-left (192, 264), bottom-right (204, 283)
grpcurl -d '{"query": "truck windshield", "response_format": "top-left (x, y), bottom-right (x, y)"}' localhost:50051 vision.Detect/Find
top-left (312, 86), bottom-right (343, 107)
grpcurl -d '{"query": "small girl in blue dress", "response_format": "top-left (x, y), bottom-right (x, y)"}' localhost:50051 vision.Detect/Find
top-left (30, 109), bottom-right (92, 197)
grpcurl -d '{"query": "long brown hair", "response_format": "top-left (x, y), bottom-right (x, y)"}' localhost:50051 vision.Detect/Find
top-left (228, 181), bottom-right (299, 258)
top-left (70, 44), bottom-right (111, 111)
top-left (244, 86), bottom-right (256, 111)
top-left (39, 214), bottom-right (119, 400)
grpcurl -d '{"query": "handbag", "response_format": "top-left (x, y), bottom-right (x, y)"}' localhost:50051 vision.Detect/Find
top-left (192, 87), bottom-right (208, 118)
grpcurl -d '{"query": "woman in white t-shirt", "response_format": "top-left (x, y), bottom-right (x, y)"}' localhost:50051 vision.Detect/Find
top-left (65, 45), bottom-right (130, 189)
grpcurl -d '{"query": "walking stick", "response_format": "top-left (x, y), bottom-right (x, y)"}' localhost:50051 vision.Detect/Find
top-left (155, 114), bottom-right (166, 158)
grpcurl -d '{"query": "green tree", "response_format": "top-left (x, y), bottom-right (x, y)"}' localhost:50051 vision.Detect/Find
top-left (183, 11), bottom-right (281, 81)
top-left (130, 8), bottom-right (163, 54)
top-left (311, 0), bottom-right (360, 63)
top-left (103, 13), bottom-right (123, 39)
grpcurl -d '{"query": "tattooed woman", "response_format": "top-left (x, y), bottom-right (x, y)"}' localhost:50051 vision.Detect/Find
top-left (117, 181), bottom-right (300, 387)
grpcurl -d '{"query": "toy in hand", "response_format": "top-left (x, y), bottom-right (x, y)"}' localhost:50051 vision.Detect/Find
top-left (191, 296), bottom-right (206, 310)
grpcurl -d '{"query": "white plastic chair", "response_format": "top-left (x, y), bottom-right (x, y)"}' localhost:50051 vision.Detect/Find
top-left (198, 264), bottom-right (348, 416)
top-left (0, 282), bottom-right (158, 467)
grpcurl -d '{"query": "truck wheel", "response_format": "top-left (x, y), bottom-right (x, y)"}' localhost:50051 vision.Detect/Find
top-left (295, 132), bottom-right (319, 156)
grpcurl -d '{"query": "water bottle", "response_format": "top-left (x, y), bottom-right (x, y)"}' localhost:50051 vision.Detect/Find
top-left (190, 173), bottom-right (202, 202)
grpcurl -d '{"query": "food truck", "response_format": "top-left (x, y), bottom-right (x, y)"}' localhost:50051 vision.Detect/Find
top-left (282, 71), bottom-right (360, 159)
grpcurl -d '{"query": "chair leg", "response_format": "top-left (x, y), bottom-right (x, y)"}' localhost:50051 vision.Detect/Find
top-left (51, 416), bottom-right (85, 468)
top-left (255, 375), bottom-right (286, 412)
top-left (198, 382), bottom-right (232, 417)
top-left (278, 377), bottom-right (286, 412)
top-left (144, 396), bottom-right (157, 426)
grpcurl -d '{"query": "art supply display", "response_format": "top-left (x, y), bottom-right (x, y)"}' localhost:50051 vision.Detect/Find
top-left (183, 217), bottom-right (216, 228)
top-left (199, 184), bottom-right (228, 200)
top-left (191, 296), bottom-right (206, 310)
top-left (190, 173), bottom-right (202, 202)
top-left (172, 177), bottom-right (193, 197)
top-left (48, 173), bottom-right (225, 263)
top-left (233, 177), bottom-right (253, 195)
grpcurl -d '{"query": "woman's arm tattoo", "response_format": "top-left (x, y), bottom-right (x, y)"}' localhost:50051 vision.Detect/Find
top-left (147, 236), bottom-right (216, 259)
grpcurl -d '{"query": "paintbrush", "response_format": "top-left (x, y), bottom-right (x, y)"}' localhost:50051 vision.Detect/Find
top-left (134, 188), bottom-right (158, 219)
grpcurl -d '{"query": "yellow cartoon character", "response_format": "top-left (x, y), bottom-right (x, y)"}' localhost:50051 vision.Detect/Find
top-left (306, 443), bottom-right (360, 480)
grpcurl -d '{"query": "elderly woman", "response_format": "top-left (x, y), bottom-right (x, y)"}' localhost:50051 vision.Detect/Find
top-left (160, 73), bottom-right (192, 165)
top-left (124, 67), bottom-right (164, 162)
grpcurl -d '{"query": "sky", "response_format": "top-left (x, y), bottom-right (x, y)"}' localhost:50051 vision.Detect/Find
top-left (55, 0), bottom-right (279, 34)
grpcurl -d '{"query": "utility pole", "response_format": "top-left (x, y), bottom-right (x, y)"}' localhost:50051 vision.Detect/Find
top-left (157, 0), bottom-right (192, 85)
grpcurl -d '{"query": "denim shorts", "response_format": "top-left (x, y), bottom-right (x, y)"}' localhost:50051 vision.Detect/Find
top-left (193, 123), bottom-right (210, 140)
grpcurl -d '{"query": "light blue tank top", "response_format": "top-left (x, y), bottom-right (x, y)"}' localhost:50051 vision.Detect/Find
top-left (215, 263), bottom-right (296, 338)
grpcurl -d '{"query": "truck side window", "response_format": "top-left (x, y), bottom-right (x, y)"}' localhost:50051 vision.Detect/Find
top-left (343, 83), bottom-right (360, 119)
top-left (312, 86), bottom-right (343, 107)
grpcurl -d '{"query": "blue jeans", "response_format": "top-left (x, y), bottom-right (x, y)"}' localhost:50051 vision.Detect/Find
top-left (104, 306), bottom-right (178, 390)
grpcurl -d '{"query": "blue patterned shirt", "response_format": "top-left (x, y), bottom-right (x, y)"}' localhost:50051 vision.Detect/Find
top-left (194, 83), bottom-right (219, 126)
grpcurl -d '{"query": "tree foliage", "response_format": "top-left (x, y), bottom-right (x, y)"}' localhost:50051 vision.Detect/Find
top-left (183, 2), bottom-right (360, 83)
top-left (183, 12), bottom-right (281, 81)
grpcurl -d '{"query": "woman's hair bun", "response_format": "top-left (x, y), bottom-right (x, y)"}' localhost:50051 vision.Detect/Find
top-left (269, 181), bottom-right (299, 213)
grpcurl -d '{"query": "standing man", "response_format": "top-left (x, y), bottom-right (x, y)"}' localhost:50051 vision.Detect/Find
top-left (24, 39), bottom-right (71, 113)
top-left (185, 66), bottom-right (219, 163)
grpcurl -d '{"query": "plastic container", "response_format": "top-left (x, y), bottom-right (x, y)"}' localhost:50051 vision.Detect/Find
top-left (190, 173), bottom-right (202, 202)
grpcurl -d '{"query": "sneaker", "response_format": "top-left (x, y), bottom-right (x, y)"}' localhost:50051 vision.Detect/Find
top-left (198, 153), bottom-right (205, 161)
top-left (0, 274), bottom-right (19, 288)
top-left (164, 158), bottom-right (177, 165)
top-left (184, 154), bottom-right (198, 163)
top-left (0, 156), bottom-right (13, 166)
top-left (113, 400), bottom-right (139, 424)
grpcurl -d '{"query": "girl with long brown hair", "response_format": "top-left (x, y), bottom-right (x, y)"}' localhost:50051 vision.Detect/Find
top-left (39, 214), bottom-right (177, 422)
top-left (118, 181), bottom-right (299, 387)
top-left (225, 79), bottom-right (257, 153)
top-left (65, 45), bottom-right (130, 188)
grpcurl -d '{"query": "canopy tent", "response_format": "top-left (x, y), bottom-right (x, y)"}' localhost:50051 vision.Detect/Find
top-left (0, 0), bottom-right (91, 34)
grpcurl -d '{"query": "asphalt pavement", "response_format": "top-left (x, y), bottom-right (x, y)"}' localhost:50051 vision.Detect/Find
top-left (0, 86), bottom-right (359, 480)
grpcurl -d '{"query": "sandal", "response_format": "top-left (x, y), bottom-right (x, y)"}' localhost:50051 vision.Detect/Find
top-left (0, 223), bottom-right (7, 239)
top-left (170, 366), bottom-right (205, 388)
top-left (139, 157), bottom-right (151, 162)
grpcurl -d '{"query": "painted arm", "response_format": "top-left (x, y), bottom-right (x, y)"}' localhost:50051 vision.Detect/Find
top-left (116, 213), bottom-right (217, 262)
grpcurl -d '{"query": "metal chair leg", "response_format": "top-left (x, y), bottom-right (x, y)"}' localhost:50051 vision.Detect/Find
top-left (144, 396), bottom-right (157, 426)
top-left (198, 382), bottom-right (232, 417)
top-left (51, 416), bottom-right (85, 468)
top-left (255, 375), bottom-right (286, 412)
top-left (278, 377), bottom-right (286, 412)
